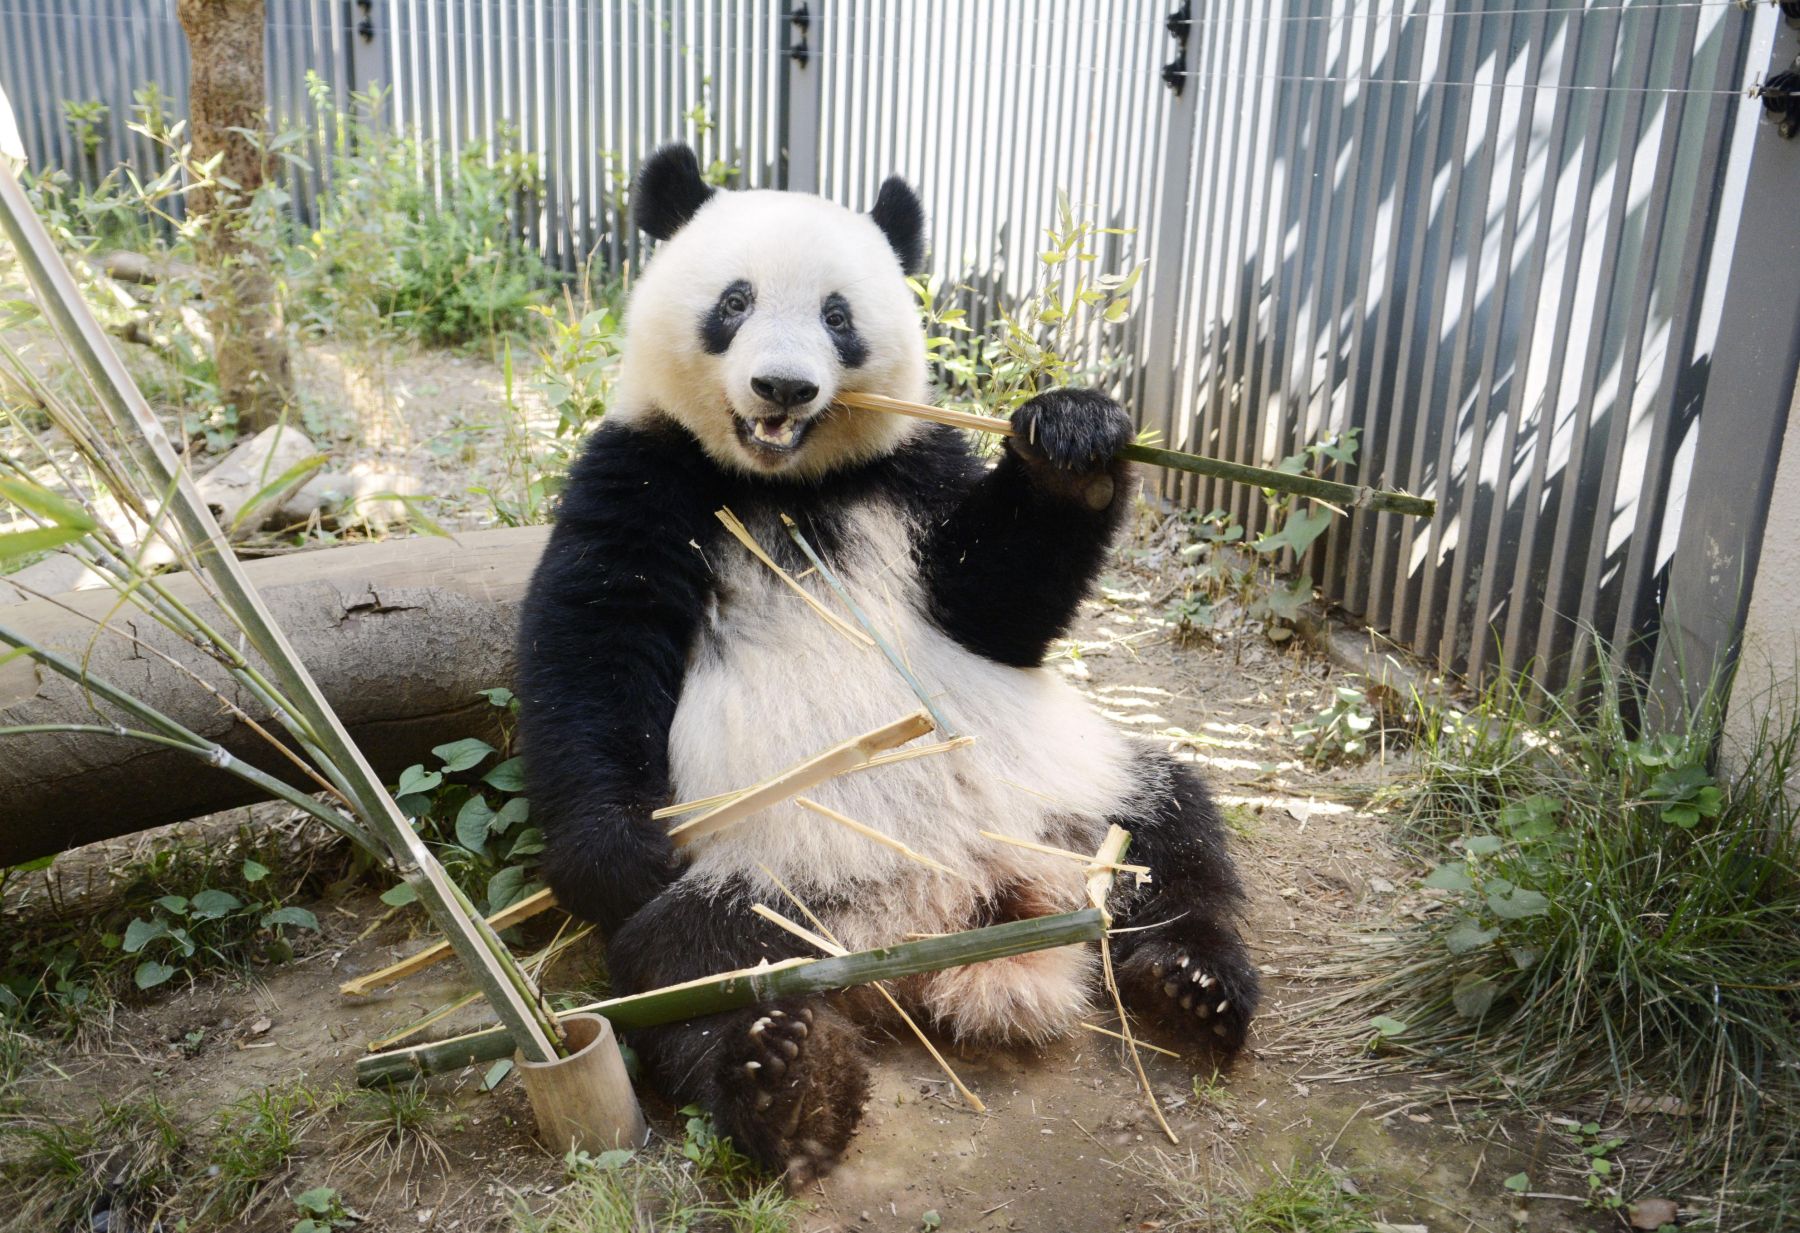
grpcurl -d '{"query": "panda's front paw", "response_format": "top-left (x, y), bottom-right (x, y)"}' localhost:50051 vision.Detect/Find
top-left (1116, 935), bottom-right (1260, 1055)
top-left (1010, 388), bottom-right (1132, 473)
top-left (715, 999), bottom-right (869, 1186)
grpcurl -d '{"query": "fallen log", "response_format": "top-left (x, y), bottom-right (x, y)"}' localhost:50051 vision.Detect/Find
top-left (0, 525), bottom-right (548, 865)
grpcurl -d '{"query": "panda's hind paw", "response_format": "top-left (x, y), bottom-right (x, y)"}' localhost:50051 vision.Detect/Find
top-left (715, 998), bottom-right (868, 1187)
top-left (1118, 937), bottom-right (1259, 1055)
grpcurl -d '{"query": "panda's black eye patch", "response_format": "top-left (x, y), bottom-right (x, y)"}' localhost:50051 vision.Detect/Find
top-left (701, 280), bottom-right (754, 355)
top-left (821, 292), bottom-right (868, 369)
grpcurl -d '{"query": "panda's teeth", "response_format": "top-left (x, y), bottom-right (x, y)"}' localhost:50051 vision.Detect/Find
top-left (750, 417), bottom-right (799, 447)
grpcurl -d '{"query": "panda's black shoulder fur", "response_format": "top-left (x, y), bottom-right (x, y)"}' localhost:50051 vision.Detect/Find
top-left (517, 413), bottom-right (1127, 929)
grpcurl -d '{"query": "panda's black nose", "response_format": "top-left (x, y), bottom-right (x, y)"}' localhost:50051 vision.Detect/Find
top-left (750, 375), bottom-right (820, 409)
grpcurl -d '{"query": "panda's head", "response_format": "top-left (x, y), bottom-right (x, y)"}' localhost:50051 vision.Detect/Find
top-left (615, 145), bottom-right (931, 479)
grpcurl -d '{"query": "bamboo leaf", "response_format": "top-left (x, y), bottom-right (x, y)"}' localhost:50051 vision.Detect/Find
top-left (0, 525), bottom-right (87, 562)
top-left (0, 474), bottom-right (97, 531)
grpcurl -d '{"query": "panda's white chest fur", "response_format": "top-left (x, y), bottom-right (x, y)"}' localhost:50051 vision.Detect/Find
top-left (667, 500), bottom-right (1137, 946)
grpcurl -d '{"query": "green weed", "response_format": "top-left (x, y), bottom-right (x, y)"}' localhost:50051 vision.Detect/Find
top-left (385, 687), bottom-right (544, 915)
top-left (199, 1081), bottom-right (324, 1217)
top-left (0, 1092), bottom-right (187, 1231)
top-left (1232, 1165), bottom-right (1374, 1233)
top-left (511, 1133), bottom-right (801, 1233)
top-left (1349, 648), bottom-right (1800, 1227)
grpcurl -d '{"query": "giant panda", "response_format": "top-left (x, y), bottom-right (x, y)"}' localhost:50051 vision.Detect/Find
top-left (516, 145), bottom-right (1258, 1181)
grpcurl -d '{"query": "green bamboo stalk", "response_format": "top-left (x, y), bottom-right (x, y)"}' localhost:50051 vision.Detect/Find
top-left (0, 162), bottom-right (563, 1063)
top-left (835, 391), bottom-right (1436, 518)
top-left (356, 907), bottom-right (1106, 1086)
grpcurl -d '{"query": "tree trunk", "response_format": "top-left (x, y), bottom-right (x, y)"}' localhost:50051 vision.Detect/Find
top-left (0, 527), bottom-right (549, 866)
top-left (176, 0), bottom-right (293, 434)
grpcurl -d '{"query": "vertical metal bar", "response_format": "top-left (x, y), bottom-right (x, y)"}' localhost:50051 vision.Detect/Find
top-left (1317, 2), bottom-right (1382, 593)
top-left (1610, 9), bottom-right (1753, 658)
top-left (1243, 0), bottom-right (1320, 536)
top-left (1417, 8), bottom-right (1521, 667)
top-left (1386, 10), bottom-right (1482, 648)
top-left (1530, 8), bottom-right (1659, 685)
top-left (1365, 8), bottom-right (1461, 632)
top-left (1465, 6), bottom-right (1589, 681)
top-left (1499, 6), bottom-right (1626, 677)
top-left (1137, 13), bottom-right (1200, 474)
top-left (1567, 4), bottom-right (1702, 687)
top-left (1654, 10), bottom-right (1798, 721)
top-left (1444, 5), bottom-right (1550, 678)
top-left (782, 0), bottom-right (821, 194)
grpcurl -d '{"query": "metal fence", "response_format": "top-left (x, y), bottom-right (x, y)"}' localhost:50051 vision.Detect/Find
top-left (3, 1), bottom-right (1797, 701)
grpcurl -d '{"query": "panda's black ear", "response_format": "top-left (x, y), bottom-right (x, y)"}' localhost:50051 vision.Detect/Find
top-left (869, 176), bottom-right (927, 275)
top-left (634, 144), bottom-right (716, 241)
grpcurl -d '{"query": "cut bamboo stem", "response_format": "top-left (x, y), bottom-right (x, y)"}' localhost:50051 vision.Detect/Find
top-left (652, 736), bottom-right (975, 819)
top-left (834, 391), bottom-right (1436, 518)
top-left (978, 829), bottom-right (1152, 880)
top-left (779, 514), bottom-right (956, 736)
top-left (341, 887), bottom-right (562, 997)
top-left (794, 797), bottom-right (969, 881)
top-left (715, 507), bottom-right (873, 648)
top-left (667, 711), bottom-right (935, 846)
top-left (753, 870), bottom-right (985, 1114)
top-left (355, 906), bottom-right (1105, 1086)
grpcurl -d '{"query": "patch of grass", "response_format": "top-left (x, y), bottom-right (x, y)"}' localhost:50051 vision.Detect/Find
top-left (1232, 1165), bottom-right (1374, 1233)
top-left (0, 1092), bottom-right (187, 1230)
top-left (198, 1081), bottom-right (324, 1218)
top-left (334, 1079), bottom-right (452, 1177)
top-left (1132, 1153), bottom-right (1377, 1233)
top-left (1347, 647), bottom-right (1800, 1228)
top-left (512, 1112), bottom-right (803, 1233)
top-left (512, 1143), bottom-right (800, 1233)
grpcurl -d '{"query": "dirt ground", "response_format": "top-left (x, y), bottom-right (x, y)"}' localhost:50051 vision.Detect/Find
top-left (3, 344), bottom-right (1614, 1233)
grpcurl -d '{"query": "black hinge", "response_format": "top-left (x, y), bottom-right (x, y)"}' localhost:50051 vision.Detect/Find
top-left (1762, 67), bottom-right (1800, 140)
top-left (788, 2), bottom-right (811, 67)
top-left (1162, 2), bottom-right (1191, 95)
top-left (355, 0), bottom-right (374, 44)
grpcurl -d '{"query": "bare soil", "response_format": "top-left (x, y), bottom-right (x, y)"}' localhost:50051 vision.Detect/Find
top-left (3, 345), bottom-right (1613, 1233)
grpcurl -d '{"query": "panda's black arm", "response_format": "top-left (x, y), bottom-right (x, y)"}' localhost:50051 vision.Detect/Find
top-left (515, 422), bottom-right (723, 934)
top-left (912, 391), bottom-right (1134, 667)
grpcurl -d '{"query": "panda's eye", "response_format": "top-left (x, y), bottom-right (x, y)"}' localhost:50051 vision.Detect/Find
top-left (823, 309), bottom-right (848, 331)
top-left (723, 290), bottom-right (750, 315)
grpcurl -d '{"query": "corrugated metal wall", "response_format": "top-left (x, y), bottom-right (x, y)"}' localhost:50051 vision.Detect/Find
top-left (1152, 1), bottom-right (1766, 690)
top-left (0, 1), bottom-right (1786, 697)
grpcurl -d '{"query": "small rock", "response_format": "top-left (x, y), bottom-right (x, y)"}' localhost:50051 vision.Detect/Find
top-left (1629, 1199), bottom-right (1678, 1230)
top-left (248, 1016), bottom-right (272, 1037)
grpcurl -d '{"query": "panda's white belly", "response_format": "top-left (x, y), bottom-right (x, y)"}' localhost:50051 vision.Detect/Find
top-left (668, 502), bottom-right (1137, 937)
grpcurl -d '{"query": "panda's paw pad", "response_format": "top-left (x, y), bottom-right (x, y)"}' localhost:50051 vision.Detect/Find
top-left (1123, 940), bottom-right (1258, 1053)
top-left (717, 1000), bottom-right (868, 1186)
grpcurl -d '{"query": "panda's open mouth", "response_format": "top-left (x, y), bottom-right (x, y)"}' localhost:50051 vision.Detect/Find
top-left (733, 411), bottom-right (818, 460)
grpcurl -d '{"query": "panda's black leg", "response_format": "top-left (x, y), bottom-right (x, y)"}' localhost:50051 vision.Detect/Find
top-left (1104, 752), bottom-right (1261, 1054)
top-left (605, 880), bottom-right (869, 1183)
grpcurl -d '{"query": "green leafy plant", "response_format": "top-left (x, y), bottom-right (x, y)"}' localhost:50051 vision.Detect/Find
top-left (387, 688), bottom-right (544, 914)
top-left (118, 858), bottom-right (320, 992)
top-left (292, 1184), bottom-right (356, 1233)
top-left (59, 98), bottom-right (110, 158)
top-left (294, 82), bottom-right (551, 349)
top-left (1337, 648), bottom-right (1800, 1226)
top-left (1292, 685), bottom-right (1378, 767)
top-left (923, 191), bottom-right (1143, 421)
